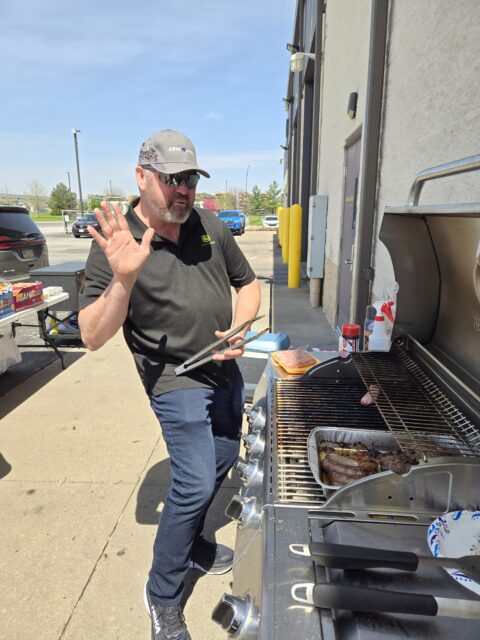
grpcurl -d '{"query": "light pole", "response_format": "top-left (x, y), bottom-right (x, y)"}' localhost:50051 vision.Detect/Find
top-left (66, 171), bottom-right (71, 192)
top-left (71, 128), bottom-right (84, 216)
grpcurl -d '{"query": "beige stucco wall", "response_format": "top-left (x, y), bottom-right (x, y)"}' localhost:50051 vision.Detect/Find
top-left (372, 0), bottom-right (480, 303)
top-left (316, 0), bottom-right (372, 324)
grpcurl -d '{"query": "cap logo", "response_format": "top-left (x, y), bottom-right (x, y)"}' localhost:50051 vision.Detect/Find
top-left (168, 146), bottom-right (194, 155)
top-left (139, 144), bottom-right (159, 163)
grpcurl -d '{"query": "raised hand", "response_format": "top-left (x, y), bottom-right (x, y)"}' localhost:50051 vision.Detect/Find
top-left (88, 201), bottom-right (155, 280)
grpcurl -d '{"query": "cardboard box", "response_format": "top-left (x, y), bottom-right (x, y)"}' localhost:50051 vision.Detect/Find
top-left (0, 286), bottom-right (15, 318)
top-left (11, 282), bottom-right (44, 311)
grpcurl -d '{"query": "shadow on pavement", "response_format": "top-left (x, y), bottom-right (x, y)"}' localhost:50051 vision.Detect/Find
top-left (0, 452), bottom-right (12, 479)
top-left (0, 349), bottom-right (86, 419)
top-left (136, 458), bottom-right (241, 606)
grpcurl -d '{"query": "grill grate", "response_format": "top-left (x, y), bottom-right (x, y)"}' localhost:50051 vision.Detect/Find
top-left (354, 351), bottom-right (480, 457)
top-left (273, 351), bottom-right (480, 505)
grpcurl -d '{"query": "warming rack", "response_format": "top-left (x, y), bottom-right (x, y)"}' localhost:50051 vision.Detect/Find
top-left (352, 351), bottom-right (480, 458)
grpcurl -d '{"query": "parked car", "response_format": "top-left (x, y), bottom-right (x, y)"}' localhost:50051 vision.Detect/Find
top-left (217, 210), bottom-right (246, 235)
top-left (262, 214), bottom-right (279, 229)
top-left (0, 205), bottom-right (49, 282)
top-left (71, 213), bottom-right (100, 238)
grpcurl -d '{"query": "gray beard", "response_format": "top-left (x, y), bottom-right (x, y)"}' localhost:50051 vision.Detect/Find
top-left (160, 206), bottom-right (191, 224)
top-left (143, 191), bottom-right (192, 224)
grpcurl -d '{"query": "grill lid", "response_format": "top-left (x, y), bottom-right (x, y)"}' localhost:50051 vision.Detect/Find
top-left (380, 154), bottom-right (480, 394)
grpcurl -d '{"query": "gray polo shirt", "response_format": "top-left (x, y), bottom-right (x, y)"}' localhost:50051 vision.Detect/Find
top-left (79, 199), bottom-right (256, 395)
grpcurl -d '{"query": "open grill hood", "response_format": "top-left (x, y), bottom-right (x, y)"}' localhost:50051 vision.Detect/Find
top-left (380, 154), bottom-right (480, 395)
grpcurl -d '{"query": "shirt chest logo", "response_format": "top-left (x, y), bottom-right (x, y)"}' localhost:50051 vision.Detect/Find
top-left (201, 234), bottom-right (215, 246)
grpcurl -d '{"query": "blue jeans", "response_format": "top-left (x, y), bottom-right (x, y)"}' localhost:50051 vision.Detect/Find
top-left (147, 373), bottom-right (244, 605)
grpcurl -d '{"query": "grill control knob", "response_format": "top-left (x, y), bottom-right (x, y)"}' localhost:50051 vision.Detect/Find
top-left (235, 459), bottom-right (263, 486)
top-left (243, 405), bottom-right (266, 432)
top-left (240, 431), bottom-right (265, 457)
top-left (225, 494), bottom-right (260, 528)
top-left (211, 593), bottom-right (259, 639)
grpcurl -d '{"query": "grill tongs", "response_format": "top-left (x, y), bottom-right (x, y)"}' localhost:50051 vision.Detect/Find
top-left (175, 315), bottom-right (267, 376)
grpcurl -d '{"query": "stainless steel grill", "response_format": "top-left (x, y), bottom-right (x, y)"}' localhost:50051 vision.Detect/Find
top-left (273, 349), bottom-right (480, 506)
top-left (217, 156), bottom-right (480, 640)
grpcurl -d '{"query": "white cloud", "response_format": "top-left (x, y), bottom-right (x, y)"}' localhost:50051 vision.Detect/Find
top-left (1, 0), bottom-right (292, 73)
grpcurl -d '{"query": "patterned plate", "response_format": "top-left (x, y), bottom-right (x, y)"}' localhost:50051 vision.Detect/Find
top-left (427, 510), bottom-right (480, 596)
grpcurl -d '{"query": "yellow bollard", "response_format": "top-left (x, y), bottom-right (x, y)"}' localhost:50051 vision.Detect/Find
top-left (288, 204), bottom-right (302, 288)
top-left (277, 206), bottom-right (284, 246)
top-left (281, 207), bottom-right (290, 264)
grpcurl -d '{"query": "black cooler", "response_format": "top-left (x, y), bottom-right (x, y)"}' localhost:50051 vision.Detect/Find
top-left (30, 261), bottom-right (85, 312)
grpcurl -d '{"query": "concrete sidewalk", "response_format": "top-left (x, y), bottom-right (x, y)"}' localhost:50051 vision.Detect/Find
top-left (0, 334), bottom-right (241, 640)
top-left (0, 230), bottom-right (336, 640)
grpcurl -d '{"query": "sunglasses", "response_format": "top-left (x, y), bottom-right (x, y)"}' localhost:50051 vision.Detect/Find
top-left (145, 167), bottom-right (200, 189)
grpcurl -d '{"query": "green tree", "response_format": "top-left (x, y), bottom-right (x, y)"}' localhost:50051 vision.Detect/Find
top-left (215, 191), bottom-right (237, 211)
top-left (49, 183), bottom-right (77, 215)
top-left (249, 185), bottom-right (265, 215)
top-left (263, 180), bottom-right (282, 212)
top-left (89, 197), bottom-right (102, 210)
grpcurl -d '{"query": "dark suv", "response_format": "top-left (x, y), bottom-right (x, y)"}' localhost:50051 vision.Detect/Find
top-left (0, 205), bottom-right (49, 282)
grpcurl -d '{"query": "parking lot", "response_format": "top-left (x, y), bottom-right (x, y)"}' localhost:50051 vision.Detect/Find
top-left (0, 223), bottom-right (276, 402)
top-left (0, 224), bottom-right (278, 640)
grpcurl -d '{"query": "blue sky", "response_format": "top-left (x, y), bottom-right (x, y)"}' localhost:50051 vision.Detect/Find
top-left (0, 0), bottom-right (296, 198)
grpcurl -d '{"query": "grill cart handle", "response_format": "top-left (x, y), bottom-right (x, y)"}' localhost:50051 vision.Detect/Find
top-left (307, 542), bottom-right (419, 571)
top-left (291, 582), bottom-right (480, 619)
top-left (408, 153), bottom-right (480, 206)
top-left (290, 542), bottom-right (419, 571)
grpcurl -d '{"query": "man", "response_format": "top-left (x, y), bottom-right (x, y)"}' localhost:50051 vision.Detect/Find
top-left (78, 129), bottom-right (261, 640)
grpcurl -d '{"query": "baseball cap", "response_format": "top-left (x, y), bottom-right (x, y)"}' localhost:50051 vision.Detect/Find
top-left (138, 129), bottom-right (210, 178)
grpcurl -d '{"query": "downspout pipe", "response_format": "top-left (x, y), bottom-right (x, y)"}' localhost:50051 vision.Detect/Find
top-left (310, 0), bottom-right (324, 194)
top-left (353, 0), bottom-right (389, 326)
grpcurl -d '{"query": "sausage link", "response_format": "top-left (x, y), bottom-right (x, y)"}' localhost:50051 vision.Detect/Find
top-left (321, 456), bottom-right (367, 479)
top-left (327, 451), bottom-right (378, 472)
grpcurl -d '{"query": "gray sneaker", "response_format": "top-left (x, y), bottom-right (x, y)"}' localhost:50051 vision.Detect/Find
top-left (189, 536), bottom-right (234, 575)
top-left (144, 582), bottom-right (191, 640)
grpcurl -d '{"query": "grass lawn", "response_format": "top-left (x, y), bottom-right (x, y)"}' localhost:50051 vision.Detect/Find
top-left (30, 213), bottom-right (63, 222)
top-left (247, 214), bottom-right (264, 227)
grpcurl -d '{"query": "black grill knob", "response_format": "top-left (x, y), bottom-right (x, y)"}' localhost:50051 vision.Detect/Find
top-left (211, 593), bottom-right (259, 638)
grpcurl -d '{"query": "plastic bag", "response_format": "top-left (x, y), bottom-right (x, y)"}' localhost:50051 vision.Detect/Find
top-left (0, 333), bottom-right (22, 374)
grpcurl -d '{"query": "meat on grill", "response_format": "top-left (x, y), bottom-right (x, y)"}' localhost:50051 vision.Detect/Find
top-left (318, 440), bottom-right (421, 486)
top-left (360, 384), bottom-right (381, 406)
top-left (273, 349), bottom-right (317, 369)
top-left (320, 455), bottom-right (369, 479)
top-left (376, 448), bottom-right (422, 474)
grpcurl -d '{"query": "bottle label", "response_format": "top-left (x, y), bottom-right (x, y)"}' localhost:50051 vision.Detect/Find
top-left (339, 336), bottom-right (358, 353)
